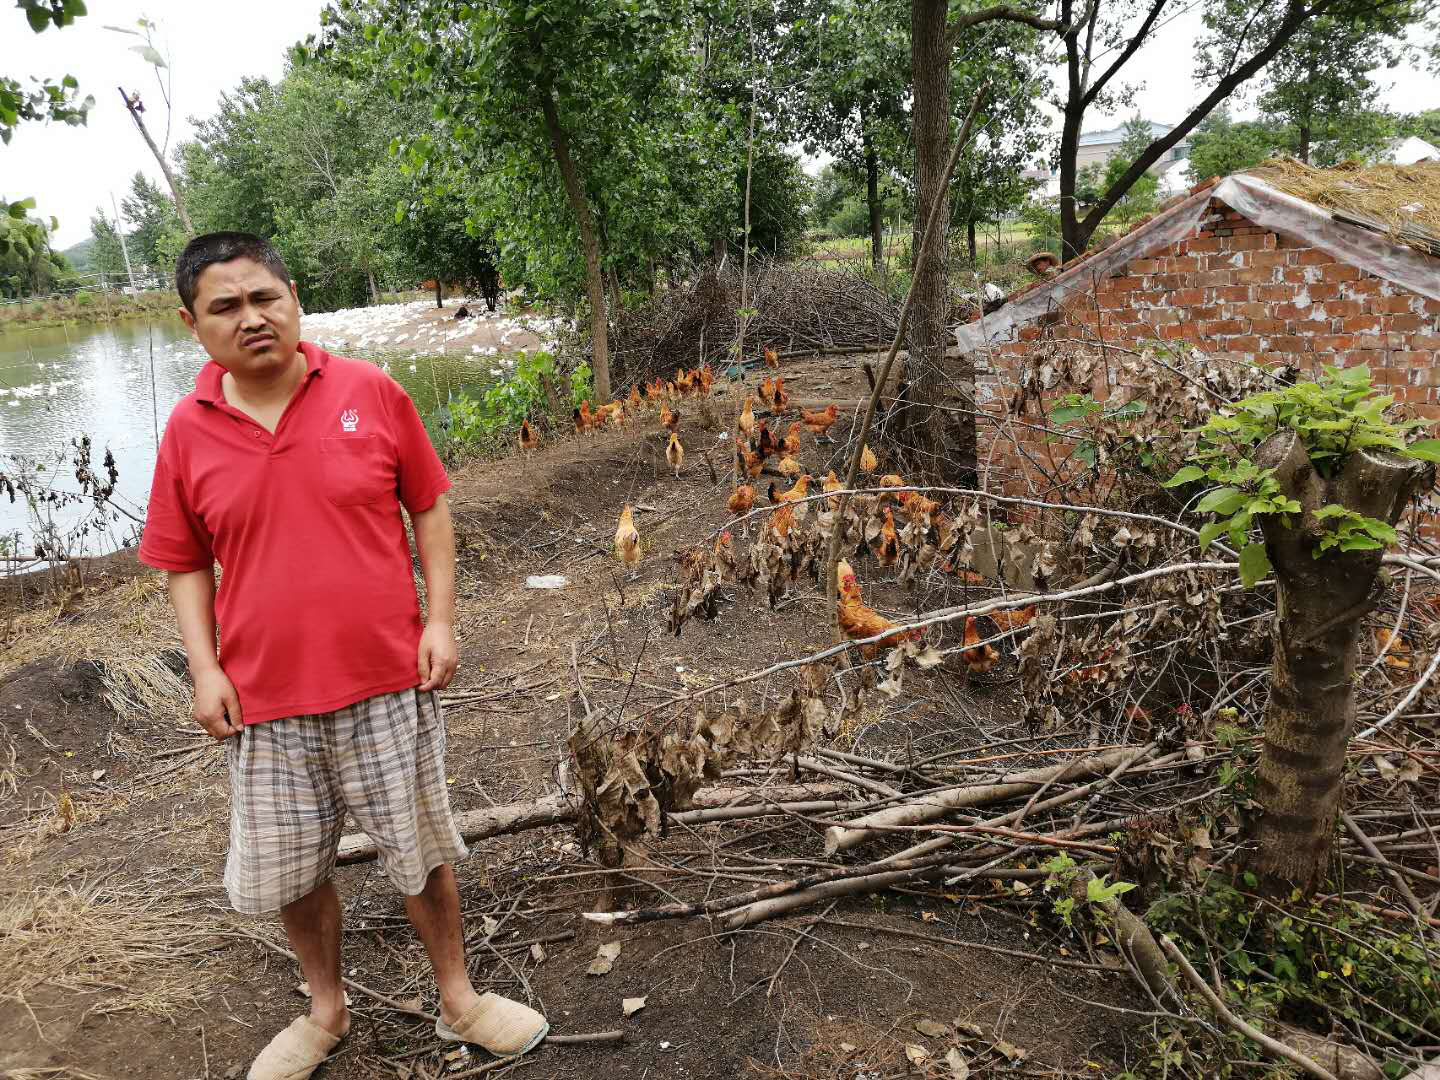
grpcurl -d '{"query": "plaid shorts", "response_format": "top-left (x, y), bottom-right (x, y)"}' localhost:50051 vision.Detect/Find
top-left (224, 687), bottom-right (468, 915)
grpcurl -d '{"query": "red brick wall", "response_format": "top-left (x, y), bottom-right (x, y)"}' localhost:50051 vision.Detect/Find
top-left (974, 198), bottom-right (1440, 496)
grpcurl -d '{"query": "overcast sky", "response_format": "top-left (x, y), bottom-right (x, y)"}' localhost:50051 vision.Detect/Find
top-left (3, 1), bottom-right (1436, 250)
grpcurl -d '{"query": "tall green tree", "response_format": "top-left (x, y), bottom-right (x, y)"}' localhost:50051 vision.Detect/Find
top-left (1185, 110), bottom-right (1285, 182)
top-left (1100, 114), bottom-right (1160, 226)
top-left (120, 172), bottom-right (184, 275)
top-left (1241, 3), bottom-right (1418, 165)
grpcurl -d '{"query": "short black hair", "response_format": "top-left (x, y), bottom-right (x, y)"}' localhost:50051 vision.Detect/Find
top-left (175, 231), bottom-right (292, 314)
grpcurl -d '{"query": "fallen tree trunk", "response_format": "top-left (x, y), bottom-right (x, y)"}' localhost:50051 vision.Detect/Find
top-left (336, 783), bottom-right (848, 864)
top-left (823, 746), bottom-right (1143, 855)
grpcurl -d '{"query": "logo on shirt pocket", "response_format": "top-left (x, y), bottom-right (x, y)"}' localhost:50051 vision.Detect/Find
top-left (340, 409), bottom-right (359, 432)
top-left (318, 435), bottom-right (392, 507)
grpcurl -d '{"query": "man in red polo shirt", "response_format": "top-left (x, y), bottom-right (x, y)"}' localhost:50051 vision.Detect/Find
top-left (140, 233), bottom-right (547, 1080)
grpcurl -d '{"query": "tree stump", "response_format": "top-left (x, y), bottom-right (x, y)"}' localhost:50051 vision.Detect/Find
top-left (1247, 430), bottom-right (1431, 894)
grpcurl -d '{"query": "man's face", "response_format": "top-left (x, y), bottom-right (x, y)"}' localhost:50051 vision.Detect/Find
top-left (179, 257), bottom-right (302, 380)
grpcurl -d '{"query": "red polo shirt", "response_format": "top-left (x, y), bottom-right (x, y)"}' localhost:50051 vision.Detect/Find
top-left (138, 342), bottom-right (451, 725)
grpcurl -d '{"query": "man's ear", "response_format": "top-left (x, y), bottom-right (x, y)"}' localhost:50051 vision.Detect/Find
top-left (290, 280), bottom-right (303, 314)
top-left (178, 306), bottom-right (199, 342)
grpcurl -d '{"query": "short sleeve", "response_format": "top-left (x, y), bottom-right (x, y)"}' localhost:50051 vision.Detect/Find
top-left (138, 453), bottom-right (215, 572)
top-left (382, 375), bottom-right (451, 514)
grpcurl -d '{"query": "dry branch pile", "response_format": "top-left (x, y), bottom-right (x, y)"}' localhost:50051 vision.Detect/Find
top-left (599, 259), bottom-right (899, 384)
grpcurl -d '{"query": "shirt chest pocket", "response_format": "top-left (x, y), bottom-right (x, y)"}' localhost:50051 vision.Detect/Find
top-left (318, 435), bottom-right (393, 507)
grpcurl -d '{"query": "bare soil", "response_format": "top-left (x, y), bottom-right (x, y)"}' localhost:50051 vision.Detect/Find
top-left (0, 355), bottom-right (1148, 1080)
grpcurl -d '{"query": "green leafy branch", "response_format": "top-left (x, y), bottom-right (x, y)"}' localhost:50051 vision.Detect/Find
top-left (1167, 365), bottom-right (1439, 585)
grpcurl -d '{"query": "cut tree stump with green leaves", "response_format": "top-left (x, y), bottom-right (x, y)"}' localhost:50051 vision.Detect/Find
top-left (1170, 364), bottom-right (1437, 895)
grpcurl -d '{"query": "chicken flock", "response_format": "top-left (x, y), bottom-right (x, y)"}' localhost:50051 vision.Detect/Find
top-left (514, 347), bottom-right (1030, 677)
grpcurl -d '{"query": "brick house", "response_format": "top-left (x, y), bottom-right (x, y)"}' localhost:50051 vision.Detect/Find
top-left (954, 163), bottom-right (1440, 495)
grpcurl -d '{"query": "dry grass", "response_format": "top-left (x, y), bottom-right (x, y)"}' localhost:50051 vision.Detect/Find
top-left (2, 1068), bottom-right (108, 1079)
top-left (1248, 157), bottom-right (1440, 251)
top-left (0, 876), bottom-right (220, 1020)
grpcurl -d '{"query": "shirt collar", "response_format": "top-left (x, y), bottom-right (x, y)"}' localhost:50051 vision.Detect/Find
top-left (194, 341), bottom-right (328, 405)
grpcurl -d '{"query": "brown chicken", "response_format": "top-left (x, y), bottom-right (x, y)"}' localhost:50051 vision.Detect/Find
top-left (775, 455), bottom-right (805, 477)
top-left (594, 401), bottom-right (623, 428)
top-left (519, 418), bottom-right (539, 454)
top-left (877, 473), bottom-right (906, 502)
top-left (697, 365), bottom-right (714, 395)
top-left (782, 421), bottom-right (805, 457)
top-left (859, 444), bottom-right (878, 472)
top-left (822, 469), bottom-right (843, 506)
top-left (735, 438), bottom-right (764, 479)
top-left (573, 401), bottom-right (595, 436)
top-left (898, 490), bottom-right (939, 519)
top-left (614, 505), bottom-right (641, 566)
top-left (727, 484), bottom-right (756, 517)
top-left (989, 605), bottom-right (1038, 633)
top-left (769, 502), bottom-right (796, 540)
top-left (758, 375), bottom-right (776, 408)
top-left (738, 396), bottom-right (757, 440)
top-left (674, 368), bottom-right (694, 396)
top-left (1375, 627), bottom-right (1412, 669)
top-left (764, 345), bottom-right (779, 370)
top-left (628, 386), bottom-right (643, 411)
top-left (768, 473), bottom-right (812, 505)
top-left (772, 376), bottom-right (789, 414)
top-left (800, 404), bottom-right (839, 439)
top-left (754, 421), bottom-right (779, 461)
top-left (666, 431), bottom-right (685, 478)
top-left (961, 616), bottom-right (1000, 674)
top-left (872, 507), bottom-right (899, 566)
top-left (660, 402), bottom-right (681, 434)
top-left (836, 564), bottom-right (921, 659)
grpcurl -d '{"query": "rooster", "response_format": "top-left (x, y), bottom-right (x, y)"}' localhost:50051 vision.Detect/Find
top-left (519, 418), bottom-right (539, 456)
top-left (666, 431), bottom-right (685, 478)
top-left (764, 345), bottom-right (779, 370)
top-left (573, 401), bottom-right (595, 437)
top-left (800, 404), bottom-right (839, 440)
top-left (772, 376), bottom-right (789, 415)
top-left (872, 507), bottom-right (899, 566)
top-left (660, 402), bottom-right (681, 434)
top-left (728, 484), bottom-right (756, 517)
top-left (960, 616), bottom-right (1000, 674)
top-left (738, 396), bottom-right (757, 440)
top-left (628, 386), bottom-right (643, 411)
top-left (614, 505), bottom-right (641, 566)
top-left (768, 474), bottom-right (812, 506)
top-left (859, 444), bottom-right (878, 473)
top-left (836, 563), bottom-right (921, 659)
top-left (758, 375), bottom-right (776, 408)
top-left (674, 368), bottom-right (694, 396)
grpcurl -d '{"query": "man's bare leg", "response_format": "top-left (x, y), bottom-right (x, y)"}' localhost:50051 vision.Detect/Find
top-left (279, 881), bottom-right (350, 1035)
top-left (405, 863), bottom-right (483, 1025)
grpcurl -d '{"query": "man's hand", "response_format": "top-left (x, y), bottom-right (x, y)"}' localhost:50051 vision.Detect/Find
top-left (193, 666), bottom-right (243, 740)
top-left (418, 621), bottom-right (459, 691)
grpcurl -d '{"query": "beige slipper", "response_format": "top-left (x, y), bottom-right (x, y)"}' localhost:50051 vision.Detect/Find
top-left (248, 1015), bottom-right (347, 1080)
top-left (436, 993), bottom-right (548, 1056)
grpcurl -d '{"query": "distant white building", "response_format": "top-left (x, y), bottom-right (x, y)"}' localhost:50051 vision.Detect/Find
top-left (1023, 120), bottom-right (1192, 200)
top-left (1388, 136), bottom-right (1439, 165)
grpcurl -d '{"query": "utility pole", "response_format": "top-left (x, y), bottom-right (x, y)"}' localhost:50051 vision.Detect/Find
top-left (111, 192), bottom-right (137, 293)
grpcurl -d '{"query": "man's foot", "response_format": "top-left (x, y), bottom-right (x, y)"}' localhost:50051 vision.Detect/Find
top-left (248, 1015), bottom-right (349, 1080)
top-left (436, 992), bottom-right (548, 1056)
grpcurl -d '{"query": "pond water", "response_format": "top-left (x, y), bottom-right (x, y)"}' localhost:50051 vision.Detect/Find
top-left (0, 317), bottom-right (505, 562)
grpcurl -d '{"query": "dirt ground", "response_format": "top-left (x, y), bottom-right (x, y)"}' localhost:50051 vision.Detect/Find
top-left (0, 354), bottom-right (1150, 1080)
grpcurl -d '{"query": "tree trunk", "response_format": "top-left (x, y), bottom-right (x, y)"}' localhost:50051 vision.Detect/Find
top-left (367, 270), bottom-right (379, 306)
top-left (1247, 431), bottom-right (1431, 895)
top-left (118, 87), bottom-right (194, 237)
top-left (538, 80), bottom-right (612, 404)
top-left (864, 132), bottom-right (883, 272)
top-left (900, 0), bottom-right (974, 481)
top-left (966, 216), bottom-right (977, 263)
top-left (435, 277), bottom-right (443, 308)
top-left (1298, 120), bottom-right (1312, 165)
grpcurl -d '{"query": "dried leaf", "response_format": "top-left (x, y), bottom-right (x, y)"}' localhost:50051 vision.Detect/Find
top-left (945, 1048), bottom-right (971, 1080)
top-left (587, 941), bottom-right (622, 976)
top-left (622, 995), bottom-right (647, 1017)
top-left (530, 943), bottom-right (547, 964)
top-left (904, 1044), bottom-right (929, 1065)
top-left (994, 1039), bottom-right (1027, 1062)
top-left (914, 1018), bottom-right (950, 1038)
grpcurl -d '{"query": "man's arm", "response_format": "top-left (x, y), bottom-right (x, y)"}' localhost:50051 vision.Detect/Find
top-left (412, 493), bottom-right (458, 691)
top-left (166, 567), bottom-right (244, 738)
